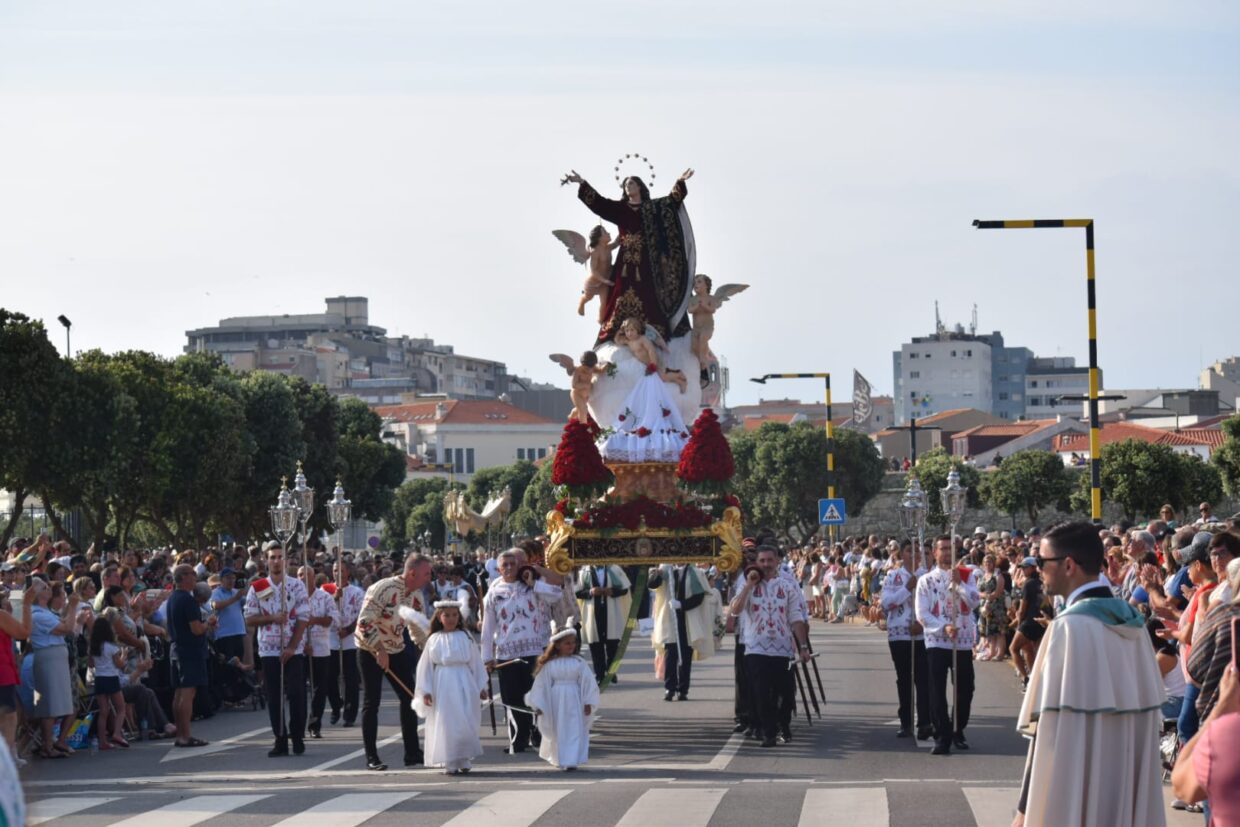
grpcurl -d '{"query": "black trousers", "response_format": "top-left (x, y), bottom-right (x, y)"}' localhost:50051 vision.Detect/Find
top-left (663, 610), bottom-right (693, 694)
top-left (497, 655), bottom-right (539, 751)
top-left (745, 653), bottom-right (794, 739)
top-left (359, 647), bottom-right (422, 763)
top-left (888, 638), bottom-right (932, 733)
top-left (588, 640), bottom-right (620, 684)
top-left (926, 647), bottom-right (975, 745)
top-left (260, 654), bottom-right (307, 742)
top-left (309, 654), bottom-right (341, 725)
top-left (734, 640), bottom-right (756, 727)
top-left (330, 648), bottom-right (360, 723)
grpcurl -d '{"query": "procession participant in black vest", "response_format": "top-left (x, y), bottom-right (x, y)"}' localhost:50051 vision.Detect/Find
top-left (729, 545), bottom-right (811, 747)
top-left (573, 564), bottom-right (631, 685)
top-left (354, 553), bottom-right (432, 771)
top-left (480, 548), bottom-right (565, 753)
top-left (879, 540), bottom-right (932, 740)
top-left (243, 541), bottom-right (310, 757)
top-left (648, 563), bottom-right (713, 701)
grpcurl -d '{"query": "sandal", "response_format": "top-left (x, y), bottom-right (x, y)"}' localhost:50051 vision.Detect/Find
top-left (52, 743), bottom-right (74, 755)
top-left (39, 750), bottom-right (68, 759)
top-left (174, 737), bottom-right (210, 747)
top-left (111, 737), bottom-right (130, 749)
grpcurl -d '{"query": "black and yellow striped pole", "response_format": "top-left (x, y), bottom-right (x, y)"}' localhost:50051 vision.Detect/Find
top-left (972, 218), bottom-right (1102, 522)
top-left (751, 373), bottom-right (836, 540)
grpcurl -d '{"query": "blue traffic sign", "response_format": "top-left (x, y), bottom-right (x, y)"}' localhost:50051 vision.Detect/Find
top-left (818, 498), bottom-right (847, 526)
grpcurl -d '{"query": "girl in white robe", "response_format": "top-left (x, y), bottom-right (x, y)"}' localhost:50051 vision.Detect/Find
top-left (412, 601), bottom-right (489, 775)
top-left (525, 619), bottom-right (599, 770)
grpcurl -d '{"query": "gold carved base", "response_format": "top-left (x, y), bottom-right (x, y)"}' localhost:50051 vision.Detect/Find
top-left (544, 506), bottom-right (744, 576)
top-left (606, 461), bottom-right (679, 502)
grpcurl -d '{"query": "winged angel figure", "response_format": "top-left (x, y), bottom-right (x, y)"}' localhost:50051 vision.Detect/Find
top-left (551, 226), bottom-right (620, 321)
top-left (687, 274), bottom-right (748, 369)
top-left (549, 352), bottom-right (612, 424)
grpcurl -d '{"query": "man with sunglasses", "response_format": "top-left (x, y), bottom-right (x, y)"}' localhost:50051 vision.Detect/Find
top-left (1012, 522), bottom-right (1165, 827)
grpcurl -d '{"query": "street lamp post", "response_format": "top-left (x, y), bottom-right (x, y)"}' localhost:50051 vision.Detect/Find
top-left (939, 468), bottom-right (969, 742)
top-left (291, 463), bottom-right (315, 698)
top-left (56, 315), bottom-right (71, 357)
top-left (751, 373), bottom-right (836, 541)
top-left (269, 479), bottom-right (300, 741)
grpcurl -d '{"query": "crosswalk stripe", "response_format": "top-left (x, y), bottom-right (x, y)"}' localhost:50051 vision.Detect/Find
top-left (268, 792), bottom-right (420, 827)
top-left (439, 789), bottom-right (571, 827)
top-left (799, 788), bottom-right (888, 827)
top-left (28, 796), bottom-right (120, 825)
top-left (961, 787), bottom-right (1019, 827)
top-left (615, 788), bottom-right (728, 827)
top-left (106, 794), bottom-right (271, 827)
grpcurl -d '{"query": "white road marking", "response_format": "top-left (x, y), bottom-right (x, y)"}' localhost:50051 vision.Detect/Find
top-left (439, 789), bottom-right (572, 827)
top-left (161, 726), bottom-right (273, 763)
top-left (799, 788), bottom-right (889, 827)
top-left (299, 732), bottom-right (404, 774)
top-left (961, 787), bottom-right (1019, 827)
top-left (615, 788), bottom-right (728, 827)
top-left (106, 794), bottom-right (270, 827)
top-left (28, 796), bottom-right (119, 825)
top-left (268, 791), bottom-right (420, 827)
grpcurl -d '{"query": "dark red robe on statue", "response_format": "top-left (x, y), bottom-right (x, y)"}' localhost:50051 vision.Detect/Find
top-left (577, 179), bottom-right (694, 347)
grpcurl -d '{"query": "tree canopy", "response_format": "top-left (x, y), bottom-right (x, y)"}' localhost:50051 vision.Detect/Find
top-left (978, 449), bottom-right (1075, 526)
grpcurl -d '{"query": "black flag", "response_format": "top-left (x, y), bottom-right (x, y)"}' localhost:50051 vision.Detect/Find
top-left (852, 370), bottom-right (873, 427)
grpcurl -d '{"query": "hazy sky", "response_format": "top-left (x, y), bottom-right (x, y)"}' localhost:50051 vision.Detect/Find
top-left (2, 1), bottom-right (1237, 407)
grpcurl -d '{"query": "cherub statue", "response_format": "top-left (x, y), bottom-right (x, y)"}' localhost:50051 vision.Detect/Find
top-left (550, 351), bottom-right (612, 424)
top-left (614, 316), bottom-right (687, 394)
top-left (551, 225), bottom-right (620, 321)
top-left (687, 274), bottom-right (749, 380)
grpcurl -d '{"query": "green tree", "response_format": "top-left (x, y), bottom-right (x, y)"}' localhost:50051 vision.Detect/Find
top-left (382, 476), bottom-right (452, 551)
top-left (336, 397), bottom-right (406, 523)
top-left (912, 446), bottom-right (982, 529)
top-left (513, 460), bottom-right (557, 536)
top-left (236, 372), bottom-right (304, 538)
top-left (1178, 452), bottom-right (1223, 511)
top-left (288, 377), bottom-right (341, 534)
top-left (1213, 415), bottom-right (1240, 497)
top-left (730, 422), bottom-right (886, 542)
top-left (978, 449), bottom-right (1074, 526)
top-left (1075, 439), bottom-right (1188, 521)
top-left (0, 310), bottom-right (71, 547)
top-left (466, 460), bottom-right (538, 520)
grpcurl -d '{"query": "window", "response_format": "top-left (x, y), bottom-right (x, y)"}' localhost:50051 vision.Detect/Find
top-left (1000, 411), bottom-right (1009, 419)
top-left (966, 350), bottom-right (972, 357)
top-left (998, 375), bottom-right (1009, 383)
top-left (998, 392), bottom-right (1009, 401)
top-left (466, 448), bottom-right (475, 474)
top-left (1030, 380), bottom-right (1038, 388)
top-left (517, 448), bottom-right (526, 460)
top-left (538, 448), bottom-right (547, 459)
top-left (951, 350), bottom-right (957, 357)
top-left (909, 352), bottom-right (919, 359)
top-left (925, 353), bottom-right (932, 359)
top-left (451, 448), bottom-right (464, 474)
top-left (909, 371), bottom-right (920, 379)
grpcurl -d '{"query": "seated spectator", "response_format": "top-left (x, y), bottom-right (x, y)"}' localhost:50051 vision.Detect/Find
top-left (1146, 618), bottom-right (1186, 719)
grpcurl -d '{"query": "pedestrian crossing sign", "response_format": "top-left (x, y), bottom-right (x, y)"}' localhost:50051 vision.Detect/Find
top-left (818, 498), bottom-right (846, 525)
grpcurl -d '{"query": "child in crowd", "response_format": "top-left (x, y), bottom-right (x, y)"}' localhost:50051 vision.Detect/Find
top-left (89, 616), bottom-right (129, 750)
top-left (411, 600), bottom-right (488, 776)
top-left (526, 618), bottom-right (599, 771)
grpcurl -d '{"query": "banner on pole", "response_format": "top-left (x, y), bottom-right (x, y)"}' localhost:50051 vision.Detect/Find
top-left (852, 370), bottom-right (873, 427)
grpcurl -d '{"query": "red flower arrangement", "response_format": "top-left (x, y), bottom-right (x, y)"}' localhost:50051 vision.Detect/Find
top-left (676, 408), bottom-right (735, 495)
top-left (635, 426), bottom-right (651, 438)
top-left (573, 496), bottom-right (713, 531)
top-left (645, 362), bottom-right (657, 375)
top-left (551, 420), bottom-right (614, 500)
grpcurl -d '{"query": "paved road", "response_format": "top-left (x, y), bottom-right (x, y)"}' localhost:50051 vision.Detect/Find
top-left (21, 620), bottom-right (1194, 826)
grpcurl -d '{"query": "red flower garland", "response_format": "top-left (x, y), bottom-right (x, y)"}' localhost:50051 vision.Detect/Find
top-left (551, 420), bottom-right (613, 498)
top-left (676, 408), bottom-right (735, 492)
top-left (573, 496), bottom-right (713, 531)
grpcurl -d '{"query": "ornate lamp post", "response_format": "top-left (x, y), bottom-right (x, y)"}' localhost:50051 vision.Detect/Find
top-left (939, 467), bottom-right (969, 741)
top-left (291, 461), bottom-right (315, 569)
top-left (326, 479), bottom-right (352, 682)
top-left (268, 479), bottom-right (300, 740)
top-left (900, 476), bottom-right (928, 571)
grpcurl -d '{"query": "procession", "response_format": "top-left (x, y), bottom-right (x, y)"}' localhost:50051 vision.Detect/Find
top-left (4, 3), bottom-right (1240, 826)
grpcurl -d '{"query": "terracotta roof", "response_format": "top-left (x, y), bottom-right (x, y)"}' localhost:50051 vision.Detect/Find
top-left (1052, 422), bottom-right (1224, 452)
top-left (909, 408), bottom-right (982, 426)
top-left (375, 399), bottom-right (558, 426)
top-left (742, 413), bottom-right (801, 431)
top-left (953, 422), bottom-right (1047, 439)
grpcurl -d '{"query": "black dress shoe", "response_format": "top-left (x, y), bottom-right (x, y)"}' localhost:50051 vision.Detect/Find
top-left (676, 692), bottom-right (688, 701)
top-left (733, 722), bottom-right (749, 733)
top-left (953, 735), bottom-right (970, 751)
top-left (896, 728), bottom-right (913, 738)
top-left (931, 742), bottom-right (951, 756)
top-left (760, 736), bottom-right (777, 748)
top-left (366, 758), bottom-right (387, 771)
top-left (405, 755), bottom-right (424, 767)
top-left (342, 720), bottom-right (355, 728)
top-left (329, 711), bottom-right (340, 725)
top-left (307, 724), bottom-right (321, 739)
top-left (664, 690), bottom-right (675, 701)
top-left (292, 738), bottom-right (305, 755)
top-left (268, 740), bottom-right (289, 758)
top-left (917, 727), bottom-right (934, 741)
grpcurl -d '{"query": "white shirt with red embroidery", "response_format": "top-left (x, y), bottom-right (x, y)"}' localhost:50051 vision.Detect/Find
top-left (880, 566), bottom-right (928, 642)
top-left (306, 588), bottom-right (339, 658)
top-left (739, 576), bottom-right (808, 658)
top-left (243, 575), bottom-right (311, 658)
top-left (480, 578), bottom-right (563, 663)
top-left (914, 566), bottom-right (980, 651)
top-left (329, 583), bottom-right (365, 652)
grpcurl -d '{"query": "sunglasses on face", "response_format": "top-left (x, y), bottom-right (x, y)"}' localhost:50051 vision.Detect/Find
top-left (1036, 556), bottom-right (1068, 569)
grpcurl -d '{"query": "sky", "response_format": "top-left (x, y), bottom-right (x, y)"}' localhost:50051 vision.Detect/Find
top-left (2, 1), bottom-right (1238, 407)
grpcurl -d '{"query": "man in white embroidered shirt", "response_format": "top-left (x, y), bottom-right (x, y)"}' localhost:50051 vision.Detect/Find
top-left (915, 534), bottom-right (981, 755)
top-left (729, 545), bottom-right (811, 748)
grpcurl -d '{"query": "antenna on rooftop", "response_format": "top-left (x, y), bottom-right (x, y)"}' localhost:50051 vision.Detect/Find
top-left (934, 300), bottom-right (945, 338)
top-left (970, 304), bottom-right (978, 336)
